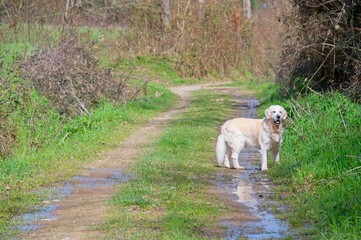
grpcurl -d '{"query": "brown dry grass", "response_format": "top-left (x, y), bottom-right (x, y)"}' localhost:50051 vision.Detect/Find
top-left (248, 1), bottom-right (291, 80)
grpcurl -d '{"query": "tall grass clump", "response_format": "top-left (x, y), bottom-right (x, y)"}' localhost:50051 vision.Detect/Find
top-left (269, 93), bottom-right (361, 239)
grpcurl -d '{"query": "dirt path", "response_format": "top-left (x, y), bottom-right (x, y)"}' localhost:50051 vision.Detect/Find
top-left (17, 83), bottom-right (296, 239)
top-left (19, 83), bottom-right (221, 240)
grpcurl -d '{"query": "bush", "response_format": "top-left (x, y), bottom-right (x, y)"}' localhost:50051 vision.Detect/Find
top-left (278, 0), bottom-right (361, 102)
top-left (18, 32), bottom-right (140, 116)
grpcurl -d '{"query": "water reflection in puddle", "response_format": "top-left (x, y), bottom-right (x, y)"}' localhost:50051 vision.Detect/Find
top-left (13, 168), bottom-right (129, 233)
top-left (218, 151), bottom-right (293, 240)
top-left (217, 97), bottom-right (293, 239)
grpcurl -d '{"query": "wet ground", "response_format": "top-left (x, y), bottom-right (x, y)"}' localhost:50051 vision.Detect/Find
top-left (10, 84), bottom-right (301, 239)
top-left (214, 97), bottom-right (297, 239)
top-left (13, 168), bottom-right (130, 233)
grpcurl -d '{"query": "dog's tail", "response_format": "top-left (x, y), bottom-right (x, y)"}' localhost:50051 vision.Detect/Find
top-left (216, 134), bottom-right (226, 166)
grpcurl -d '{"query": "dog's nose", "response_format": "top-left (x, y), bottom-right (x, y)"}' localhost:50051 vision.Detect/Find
top-left (276, 115), bottom-right (281, 119)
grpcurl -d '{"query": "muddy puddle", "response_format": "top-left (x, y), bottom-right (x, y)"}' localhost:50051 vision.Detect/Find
top-left (216, 150), bottom-right (293, 239)
top-left (12, 168), bottom-right (129, 234)
top-left (215, 97), bottom-right (297, 239)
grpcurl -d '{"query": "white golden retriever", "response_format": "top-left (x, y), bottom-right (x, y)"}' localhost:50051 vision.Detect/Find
top-left (216, 105), bottom-right (287, 171)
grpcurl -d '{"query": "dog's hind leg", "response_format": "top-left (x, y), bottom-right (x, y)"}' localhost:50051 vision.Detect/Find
top-left (228, 137), bottom-right (245, 169)
top-left (223, 144), bottom-right (232, 168)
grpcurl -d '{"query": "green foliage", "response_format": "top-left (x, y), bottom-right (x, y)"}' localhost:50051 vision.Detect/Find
top-left (105, 91), bottom-right (232, 239)
top-left (116, 56), bottom-right (190, 85)
top-left (268, 93), bottom-right (361, 239)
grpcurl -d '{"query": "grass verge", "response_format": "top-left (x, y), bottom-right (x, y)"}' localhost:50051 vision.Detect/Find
top-left (267, 93), bottom-right (361, 239)
top-left (102, 90), bottom-right (233, 239)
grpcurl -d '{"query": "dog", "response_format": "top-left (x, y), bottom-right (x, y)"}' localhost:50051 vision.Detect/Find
top-left (216, 105), bottom-right (287, 171)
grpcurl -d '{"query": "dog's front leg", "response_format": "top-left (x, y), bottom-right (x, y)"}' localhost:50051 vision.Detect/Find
top-left (260, 148), bottom-right (268, 171)
top-left (272, 147), bottom-right (280, 164)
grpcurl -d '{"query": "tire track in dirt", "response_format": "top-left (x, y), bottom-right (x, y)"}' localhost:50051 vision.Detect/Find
top-left (18, 83), bottom-right (221, 240)
top-left (17, 83), bottom-right (299, 240)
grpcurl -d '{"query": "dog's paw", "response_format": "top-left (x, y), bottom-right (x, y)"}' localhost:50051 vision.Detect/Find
top-left (232, 165), bottom-right (245, 170)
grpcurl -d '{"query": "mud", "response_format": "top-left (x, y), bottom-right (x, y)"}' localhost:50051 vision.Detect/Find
top-left (14, 168), bottom-right (129, 233)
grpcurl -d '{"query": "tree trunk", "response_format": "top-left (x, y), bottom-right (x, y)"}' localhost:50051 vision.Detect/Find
top-left (161, 0), bottom-right (171, 30)
top-left (243, 0), bottom-right (251, 19)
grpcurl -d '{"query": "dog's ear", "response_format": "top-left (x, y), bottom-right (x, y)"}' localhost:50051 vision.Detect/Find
top-left (281, 106), bottom-right (287, 120)
top-left (265, 107), bottom-right (272, 119)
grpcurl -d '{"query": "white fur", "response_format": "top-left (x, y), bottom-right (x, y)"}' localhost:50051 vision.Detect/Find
top-left (216, 105), bottom-right (287, 171)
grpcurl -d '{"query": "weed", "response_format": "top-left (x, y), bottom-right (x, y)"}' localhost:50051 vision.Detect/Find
top-left (228, 73), bottom-right (279, 104)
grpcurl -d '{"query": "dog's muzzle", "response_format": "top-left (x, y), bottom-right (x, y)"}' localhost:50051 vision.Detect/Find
top-left (274, 115), bottom-right (281, 125)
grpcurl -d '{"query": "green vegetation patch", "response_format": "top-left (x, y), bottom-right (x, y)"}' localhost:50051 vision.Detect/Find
top-left (227, 73), bottom-right (278, 104)
top-left (104, 90), bottom-right (233, 239)
top-left (115, 56), bottom-right (202, 85)
top-left (269, 93), bottom-right (361, 239)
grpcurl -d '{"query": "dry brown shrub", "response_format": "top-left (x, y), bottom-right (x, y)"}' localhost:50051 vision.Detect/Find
top-left (18, 32), bottom-right (139, 116)
top-left (1, 1), bottom-right (254, 78)
top-left (248, 1), bottom-right (291, 80)
top-left (170, 1), bottom-right (251, 78)
top-left (278, 0), bottom-right (361, 102)
top-left (89, 0), bottom-right (252, 78)
top-left (0, 0), bottom-right (63, 25)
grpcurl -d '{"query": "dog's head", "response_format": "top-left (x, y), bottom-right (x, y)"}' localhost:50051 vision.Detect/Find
top-left (265, 105), bottom-right (287, 126)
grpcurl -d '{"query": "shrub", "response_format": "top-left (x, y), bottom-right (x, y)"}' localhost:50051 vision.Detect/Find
top-left (18, 32), bottom-right (139, 116)
top-left (278, 0), bottom-right (361, 102)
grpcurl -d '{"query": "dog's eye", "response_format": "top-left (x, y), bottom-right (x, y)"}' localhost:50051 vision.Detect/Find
top-left (272, 111), bottom-right (276, 113)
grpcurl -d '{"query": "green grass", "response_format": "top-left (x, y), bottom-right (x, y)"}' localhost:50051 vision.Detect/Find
top-left (0, 24), bottom-right (62, 68)
top-left (267, 93), bottom-right (361, 239)
top-left (115, 56), bottom-right (203, 85)
top-left (102, 90), bottom-right (233, 239)
top-left (0, 82), bottom-right (176, 236)
top-left (227, 72), bottom-right (279, 104)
